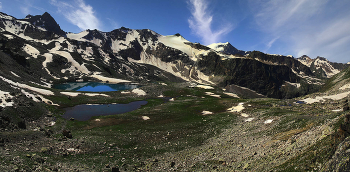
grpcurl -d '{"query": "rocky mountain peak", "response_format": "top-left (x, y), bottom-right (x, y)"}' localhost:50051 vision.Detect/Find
top-left (298, 55), bottom-right (312, 61)
top-left (297, 55), bottom-right (314, 67)
top-left (315, 56), bottom-right (328, 61)
top-left (23, 12), bottom-right (66, 36)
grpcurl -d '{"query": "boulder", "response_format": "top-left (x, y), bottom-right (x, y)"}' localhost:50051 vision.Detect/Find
top-left (62, 130), bottom-right (72, 138)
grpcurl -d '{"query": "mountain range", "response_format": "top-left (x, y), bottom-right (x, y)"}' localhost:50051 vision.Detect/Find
top-left (0, 11), bottom-right (348, 100)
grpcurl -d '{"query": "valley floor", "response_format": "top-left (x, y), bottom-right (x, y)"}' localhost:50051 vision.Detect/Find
top-left (0, 82), bottom-right (349, 171)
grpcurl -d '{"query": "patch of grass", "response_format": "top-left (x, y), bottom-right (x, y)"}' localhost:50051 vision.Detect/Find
top-left (273, 114), bottom-right (313, 133)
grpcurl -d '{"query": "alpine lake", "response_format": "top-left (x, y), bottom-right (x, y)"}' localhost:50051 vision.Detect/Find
top-left (52, 82), bottom-right (147, 121)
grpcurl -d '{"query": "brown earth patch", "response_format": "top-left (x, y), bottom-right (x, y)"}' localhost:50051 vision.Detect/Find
top-left (84, 118), bottom-right (124, 130)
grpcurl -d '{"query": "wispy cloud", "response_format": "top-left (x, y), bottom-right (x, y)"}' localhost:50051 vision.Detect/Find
top-left (106, 18), bottom-right (118, 30)
top-left (19, 0), bottom-right (45, 16)
top-left (249, 0), bottom-right (350, 62)
top-left (20, 6), bottom-right (30, 16)
top-left (265, 37), bottom-right (279, 51)
top-left (188, 0), bottom-right (233, 45)
top-left (0, 2), bottom-right (2, 11)
top-left (50, 0), bottom-right (101, 31)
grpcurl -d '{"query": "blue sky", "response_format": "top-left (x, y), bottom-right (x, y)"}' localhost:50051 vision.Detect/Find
top-left (1, 0), bottom-right (350, 63)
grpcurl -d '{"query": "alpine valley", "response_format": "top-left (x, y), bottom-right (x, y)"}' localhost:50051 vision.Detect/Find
top-left (1, 12), bottom-right (350, 171)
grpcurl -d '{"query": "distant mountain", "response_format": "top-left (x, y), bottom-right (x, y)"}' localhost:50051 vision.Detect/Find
top-left (297, 55), bottom-right (349, 78)
top-left (321, 65), bottom-right (350, 92)
top-left (0, 12), bottom-right (347, 99)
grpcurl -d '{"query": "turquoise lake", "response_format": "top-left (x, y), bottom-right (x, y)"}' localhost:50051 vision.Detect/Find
top-left (53, 82), bottom-right (139, 92)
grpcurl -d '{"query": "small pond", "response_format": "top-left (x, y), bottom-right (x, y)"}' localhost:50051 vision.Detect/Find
top-left (63, 101), bottom-right (148, 121)
top-left (53, 82), bottom-right (139, 92)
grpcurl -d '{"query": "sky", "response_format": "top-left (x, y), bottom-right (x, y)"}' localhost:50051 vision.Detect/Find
top-left (1, 0), bottom-right (350, 63)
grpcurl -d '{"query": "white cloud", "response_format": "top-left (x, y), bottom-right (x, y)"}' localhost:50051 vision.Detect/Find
top-left (0, 2), bottom-right (2, 10)
top-left (50, 0), bottom-right (101, 31)
top-left (249, 0), bottom-right (350, 63)
top-left (188, 0), bottom-right (233, 45)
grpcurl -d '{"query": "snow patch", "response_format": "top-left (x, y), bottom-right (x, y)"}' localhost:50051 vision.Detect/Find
top-left (3, 34), bottom-right (14, 39)
top-left (10, 71), bottom-right (20, 78)
top-left (205, 92), bottom-right (220, 98)
top-left (132, 88), bottom-right (147, 96)
top-left (197, 85), bottom-right (214, 89)
top-left (60, 92), bottom-right (80, 97)
top-left (202, 111), bottom-right (213, 115)
top-left (339, 83), bottom-right (350, 90)
top-left (223, 92), bottom-right (239, 98)
top-left (285, 81), bottom-right (301, 88)
top-left (90, 72), bottom-right (131, 83)
top-left (21, 89), bottom-right (57, 106)
top-left (60, 92), bottom-right (109, 97)
top-left (0, 90), bottom-right (14, 107)
top-left (142, 116), bottom-right (150, 120)
top-left (227, 103), bottom-right (245, 113)
top-left (84, 93), bottom-right (109, 97)
top-left (66, 31), bottom-right (89, 41)
top-left (0, 76), bottom-right (54, 95)
top-left (23, 44), bottom-right (40, 58)
top-left (264, 119), bottom-right (274, 124)
top-left (241, 113), bottom-right (249, 117)
top-left (301, 91), bottom-right (350, 104)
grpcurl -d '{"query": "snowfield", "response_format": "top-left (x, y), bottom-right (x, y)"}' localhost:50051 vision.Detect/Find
top-left (60, 92), bottom-right (109, 97)
top-left (301, 91), bottom-right (350, 104)
top-left (23, 44), bottom-right (40, 58)
top-left (339, 83), bottom-right (350, 90)
top-left (90, 72), bottom-right (131, 83)
top-left (0, 76), bottom-right (54, 95)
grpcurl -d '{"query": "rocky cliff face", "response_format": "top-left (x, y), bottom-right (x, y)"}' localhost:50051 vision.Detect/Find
top-left (23, 12), bottom-right (66, 37)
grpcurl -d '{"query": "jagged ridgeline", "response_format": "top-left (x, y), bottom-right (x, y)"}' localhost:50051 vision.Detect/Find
top-left (0, 11), bottom-right (348, 99)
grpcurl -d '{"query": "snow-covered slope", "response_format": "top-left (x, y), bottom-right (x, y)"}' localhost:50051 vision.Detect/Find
top-left (207, 42), bottom-right (249, 56)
